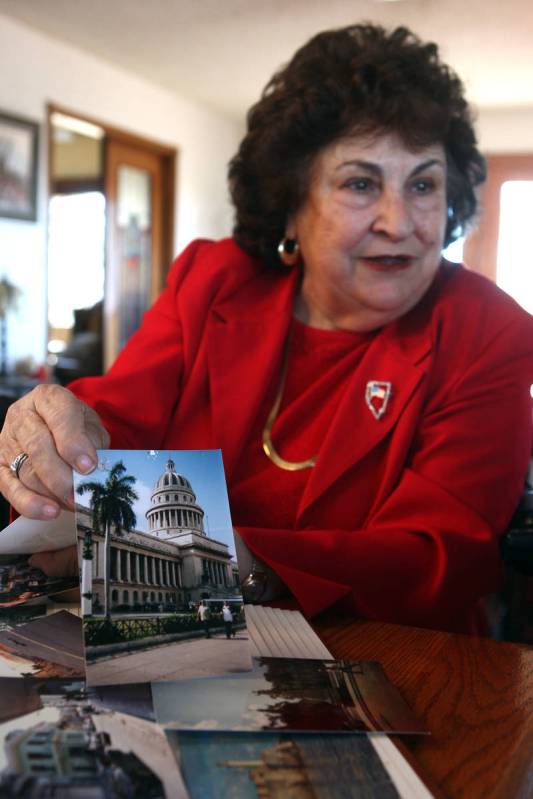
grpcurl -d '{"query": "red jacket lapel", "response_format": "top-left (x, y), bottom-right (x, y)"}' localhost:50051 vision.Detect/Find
top-left (206, 268), bottom-right (297, 481)
top-left (296, 325), bottom-right (431, 520)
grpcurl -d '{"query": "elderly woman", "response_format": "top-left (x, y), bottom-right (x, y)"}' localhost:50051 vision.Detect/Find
top-left (1, 25), bottom-right (532, 634)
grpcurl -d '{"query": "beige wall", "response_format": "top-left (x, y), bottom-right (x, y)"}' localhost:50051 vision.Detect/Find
top-left (476, 105), bottom-right (533, 153)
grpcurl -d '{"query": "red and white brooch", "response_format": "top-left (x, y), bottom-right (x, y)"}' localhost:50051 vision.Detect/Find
top-left (365, 381), bottom-right (392, 420)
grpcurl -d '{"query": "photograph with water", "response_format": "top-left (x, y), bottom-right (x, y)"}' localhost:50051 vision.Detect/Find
top-left (165, 729), bottom-right (407, 799)
top-left (153, 656), bottom-right (427, 734)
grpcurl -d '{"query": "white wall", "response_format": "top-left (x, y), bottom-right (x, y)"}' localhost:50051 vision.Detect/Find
top-left (0, 14), bottom-right (243, 369)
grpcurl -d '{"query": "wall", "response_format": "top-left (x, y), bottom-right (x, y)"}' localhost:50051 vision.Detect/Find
top-left (476, 106), bottom-right (533, 153)
top-left (0, 14), bottom-right (243, 369)
top-left (1, 13), bottom-right (532, 370)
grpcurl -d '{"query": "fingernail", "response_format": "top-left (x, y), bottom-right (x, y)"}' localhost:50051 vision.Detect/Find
top-left (43, 504), bottom-right (60, 518)
top-left (75, 455), bottom-right (95, 474)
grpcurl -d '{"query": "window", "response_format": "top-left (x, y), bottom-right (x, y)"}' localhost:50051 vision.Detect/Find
top-left (496, 180), bottom-right (533, 314)
top-left (464, 153), bottom-right (533, 290)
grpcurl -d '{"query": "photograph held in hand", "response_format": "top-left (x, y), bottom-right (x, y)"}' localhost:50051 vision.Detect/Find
top-left (73, 449), bottom-right (252, 685)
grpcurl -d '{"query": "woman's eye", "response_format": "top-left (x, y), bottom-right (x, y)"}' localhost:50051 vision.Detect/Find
top-left (344, 177), bottom-right (375, 192)
top-left (411, 178), bottom-right (435, 194)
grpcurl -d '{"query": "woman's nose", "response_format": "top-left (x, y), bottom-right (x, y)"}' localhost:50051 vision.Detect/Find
top-left (370, 190), bottom-right (415, 240)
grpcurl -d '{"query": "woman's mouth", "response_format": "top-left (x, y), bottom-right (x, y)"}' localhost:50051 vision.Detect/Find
top-left (360, 255), bottom-right (413, 271)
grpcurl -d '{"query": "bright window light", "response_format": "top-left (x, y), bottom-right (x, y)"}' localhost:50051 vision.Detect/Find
top-left (497, 181), bottom-right (533, 314)
top-left (48, 192), bottom-right (105, 329)
top-left (442, 236), bottom-right (465, 264)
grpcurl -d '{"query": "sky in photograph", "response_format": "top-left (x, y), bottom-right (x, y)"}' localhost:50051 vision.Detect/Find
top-left (73, 449), bottom-right (235, 554)
top-left (153, 674), bottom-right (263, 730)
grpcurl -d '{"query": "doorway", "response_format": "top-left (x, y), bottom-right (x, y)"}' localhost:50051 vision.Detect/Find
top-left (47, 106), bottom-right (176, 381)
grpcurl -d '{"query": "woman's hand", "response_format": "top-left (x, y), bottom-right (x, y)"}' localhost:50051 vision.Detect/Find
top-left (0, 385), bottom-right (110, 520)
top-left (234, 529), bottom-right (290, 602)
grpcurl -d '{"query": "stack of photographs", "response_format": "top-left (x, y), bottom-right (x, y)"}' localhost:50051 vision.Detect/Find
top-left (0, 553), bottom-right (83, 680)
top-left (151, 655), bottom-right (429, 798)
top-left (0, 449), bottom-right (433, 798)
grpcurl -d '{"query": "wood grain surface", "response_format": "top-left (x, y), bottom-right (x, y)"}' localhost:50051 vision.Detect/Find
top-left (314, 615), bottom-right (533, 799)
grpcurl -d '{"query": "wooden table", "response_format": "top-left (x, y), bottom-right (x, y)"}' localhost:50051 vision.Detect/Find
top-left (314, 615), bottom-right (533, 799)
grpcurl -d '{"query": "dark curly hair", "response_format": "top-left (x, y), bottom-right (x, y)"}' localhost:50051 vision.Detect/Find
top-left (229, 24), bottom-right (486, 269)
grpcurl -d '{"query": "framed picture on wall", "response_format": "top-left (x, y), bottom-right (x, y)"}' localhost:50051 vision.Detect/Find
top-left (0, 110), bottom-right (39, 221)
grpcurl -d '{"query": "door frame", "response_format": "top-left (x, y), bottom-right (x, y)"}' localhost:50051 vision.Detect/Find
top-left (46, 103), bottom-right (177, 370)
top-left (47, 103), bottom-right (176, 285)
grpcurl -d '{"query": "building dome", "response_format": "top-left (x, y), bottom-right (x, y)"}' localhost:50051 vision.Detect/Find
top-left (146, 459), bottom-right (205, 540)
top-left (154, 465), bottom-right (192, 491)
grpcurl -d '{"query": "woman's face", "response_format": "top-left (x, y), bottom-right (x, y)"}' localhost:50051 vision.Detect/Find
top-left (289, 132), bottom-right (448, 331)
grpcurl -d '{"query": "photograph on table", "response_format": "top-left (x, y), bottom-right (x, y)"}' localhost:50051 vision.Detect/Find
top-left (0, 676), bottom-right (87, 723)
top-left (0, 511), bottom-right (77, 558)
top-left (165, 729), bottom-right (412, 799)
top-left (73, 448), bottom-right (252, 685)
top-left (0, 676), bottom-right (184, 799)
top-left (153, 656), bottom-right (427, 734)
top-left (0, 553), bottom-right (78, 609)
top-left (0, 607), bottom-right (84, 679)
top-left (0, 676), bottom-right (155, 723)
top-left (88, 680), bottom-right (156, 721)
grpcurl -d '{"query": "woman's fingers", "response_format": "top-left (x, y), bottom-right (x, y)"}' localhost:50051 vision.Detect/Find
top-left (1, 471), bottom-right (62, 519)
top-left (6, 404), bottom-right (78, 508)
top-left (0, 385), bottom-right (110, 519)
top-left (26, 385), bottom-right (110, 475)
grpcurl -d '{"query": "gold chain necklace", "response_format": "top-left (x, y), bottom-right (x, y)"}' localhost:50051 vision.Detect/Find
top-left (262, 335), bottom-right (317, 471)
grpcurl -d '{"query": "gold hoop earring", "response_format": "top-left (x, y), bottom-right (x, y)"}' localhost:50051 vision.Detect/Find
top-left (278, 237), bottom-right (300, 267)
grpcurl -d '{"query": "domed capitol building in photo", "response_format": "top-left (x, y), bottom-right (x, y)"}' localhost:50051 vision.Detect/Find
top-left (76, 458), bottom-right (240, 614)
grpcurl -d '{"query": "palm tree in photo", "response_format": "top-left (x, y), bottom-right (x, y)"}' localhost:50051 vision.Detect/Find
top-left (77, 460), bottom-right (138, 618)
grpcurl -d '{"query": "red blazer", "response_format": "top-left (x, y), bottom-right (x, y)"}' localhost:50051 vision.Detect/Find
top-left (70, 239), bottom-right (533, 634)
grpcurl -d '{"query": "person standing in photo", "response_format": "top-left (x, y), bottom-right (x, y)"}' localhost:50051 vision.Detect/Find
top-left (197, 600), bottom-right (211, 638)
top-left (222, 602), bottom-right (234, 639)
